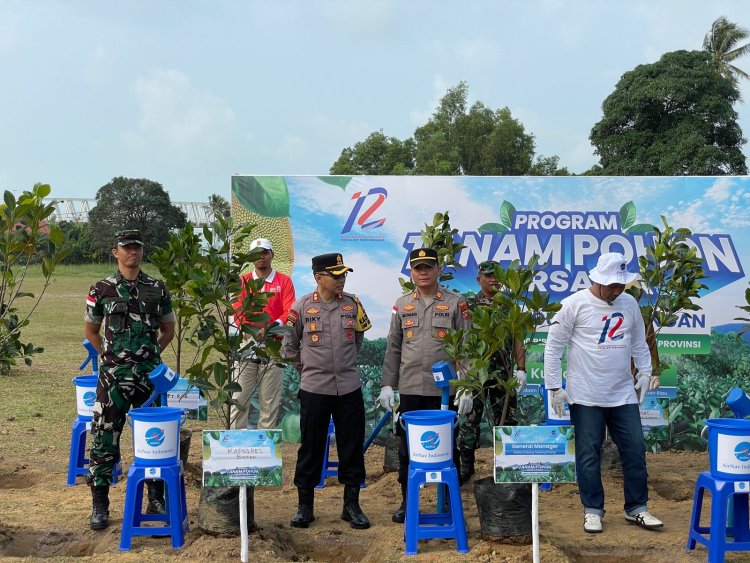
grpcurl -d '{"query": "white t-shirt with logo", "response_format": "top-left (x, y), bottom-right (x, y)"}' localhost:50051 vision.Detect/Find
top-left (543, 288), bottom-right (652, 407)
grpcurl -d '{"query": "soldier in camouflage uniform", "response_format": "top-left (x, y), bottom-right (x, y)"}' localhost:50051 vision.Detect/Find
top-left (456, 260), bottom-right (526, 483)
top-left (283, 253), bottom-right (372, 530)
top-left (83, 230), bottom-right (175, 530)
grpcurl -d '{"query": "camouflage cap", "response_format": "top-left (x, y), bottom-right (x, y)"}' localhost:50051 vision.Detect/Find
top-left (478, 260), bottom-right (499, 275)
top-left (116, 229), bottom-right (144, 247)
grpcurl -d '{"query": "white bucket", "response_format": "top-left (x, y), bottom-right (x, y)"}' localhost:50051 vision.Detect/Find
top-left (401, 410), bottom-right (456, 469)
top-left (73, 375), bottom-right (98, 420)
top-left (129, 407), bottom-right (183, 466)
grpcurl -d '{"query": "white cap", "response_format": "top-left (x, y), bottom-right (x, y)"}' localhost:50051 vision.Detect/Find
top-left (588, 252), bottom-right (638, 286)
top-left (250, 238), bottom-right (273, 251)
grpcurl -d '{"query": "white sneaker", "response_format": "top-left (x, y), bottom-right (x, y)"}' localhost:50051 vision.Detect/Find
top-left (625, 510), bottom-right (663, 530)
top-left (583, 513), bottom-right (603, 533)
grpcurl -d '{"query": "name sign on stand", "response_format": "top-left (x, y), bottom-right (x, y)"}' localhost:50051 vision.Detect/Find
top-left (494, 425), bottom-right (576, 483)
top-left (168, 378), bottom-right (208, 421)
top-left (202, 429), bottom-right (282, 487)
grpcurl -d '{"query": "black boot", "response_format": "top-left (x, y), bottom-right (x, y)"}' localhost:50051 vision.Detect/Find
top-left (290, 488), bottom-right (315, 528)
top-left (459, 448), bottom-right (475, 484)
top-left (341, 485), bottom-right (370, 529)
top-left (146, 480), bottom-right (166, 515)
top-left (392, 481), bottom-right (407, 523)
top-left (90, 485), bottom-right (110, 530)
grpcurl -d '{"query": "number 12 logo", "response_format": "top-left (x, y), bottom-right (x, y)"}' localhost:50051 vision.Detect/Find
top-left (341, 187), bottom-right (387, 234)
top-left (599, 312), bottom-right (624, 343)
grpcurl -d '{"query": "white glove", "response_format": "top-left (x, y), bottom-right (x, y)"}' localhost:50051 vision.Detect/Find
top-left (378, 386), bottom-right (395, 412)
top-left (550, 388), bottom-right (573, 417)
top-left (515, 370), bottom-right (527, 393)
top-left (634, 374), bottom-right (657, 405)
top-left (455, 391), bottom-right (473, 416)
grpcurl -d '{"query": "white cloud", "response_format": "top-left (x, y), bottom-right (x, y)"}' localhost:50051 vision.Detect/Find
top-left (705, 177), bottom-right (733, 203)
top-left (121, 69), bottom-right (235, 162)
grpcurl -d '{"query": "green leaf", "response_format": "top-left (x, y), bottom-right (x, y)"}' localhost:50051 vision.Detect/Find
top-left (478, 223), bottom-right (508, 234)
top-left (499, 201), bottom-right (516, 230)
top-left (626, 223), bottom-right (655, 234)
top-left (231, 176), bottom-right (290, 218)
top-left (317, 176), bottom-right (351, 190)
top-left (619, 201), bottom-right (636, 231)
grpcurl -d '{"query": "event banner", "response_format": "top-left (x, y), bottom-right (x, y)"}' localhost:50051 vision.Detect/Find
top-left (231, 175), bottom-right (747, 344)
top-left (202, 430), bottom-right (282, 487)
top-left (494, 425), bottom-right (576, 483)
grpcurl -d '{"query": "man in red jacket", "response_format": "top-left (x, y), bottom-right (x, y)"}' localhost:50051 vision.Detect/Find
top-left (230, 238), bottom-right (296, 430)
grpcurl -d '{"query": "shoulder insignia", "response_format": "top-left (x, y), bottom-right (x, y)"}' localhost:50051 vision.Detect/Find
top-left (435, 291), bottom-right (443, 300)
top-left (435, 304), bottom-right (449, 311)
top-left (392, 305), bottom-right (398, 315)
top-left (306, 307), bottom-right (320, 314)
top-left (411, 291), bottom-right (418, 300)
top-left (459, 300), bottom-right (469, 320)
top-left (286, 310), bottom-right (299, 326)
top-left (312, 292), bottom-right (320, 302)
top-left (403, 304), bottom-right (416, 311)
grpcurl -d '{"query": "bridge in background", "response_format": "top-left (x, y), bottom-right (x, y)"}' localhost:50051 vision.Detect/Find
top-left (43, 198), bottom-right (216, 226)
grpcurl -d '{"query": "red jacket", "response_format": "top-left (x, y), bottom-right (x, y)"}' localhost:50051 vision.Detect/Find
top-left (234, 269), bottom-right (296, 328)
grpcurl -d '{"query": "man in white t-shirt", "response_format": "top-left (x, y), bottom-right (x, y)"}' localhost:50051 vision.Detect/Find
top-left (543, 252), bottom-right (662, 534)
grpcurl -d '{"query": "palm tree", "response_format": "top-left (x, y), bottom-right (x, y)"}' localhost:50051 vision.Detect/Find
top-left (207, 193), bottom-right (231, 222)
top-left (703, 16), bottom-right (750, 85)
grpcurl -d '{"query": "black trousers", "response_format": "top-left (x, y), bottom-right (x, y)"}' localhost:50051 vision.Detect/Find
top-left (294, 388), bottom-right (366, 490)
top-left (396, 394), bottom-right (461, 485)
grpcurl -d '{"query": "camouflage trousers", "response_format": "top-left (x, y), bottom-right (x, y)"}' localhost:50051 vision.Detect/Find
top-left (457, 386), bottom-right (517, 452)
top-left (87, 367), bottom-right (155, 487)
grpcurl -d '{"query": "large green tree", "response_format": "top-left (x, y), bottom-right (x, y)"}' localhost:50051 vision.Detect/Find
top-left (590, 50), bottom-right (747, 175)
top-left (703, 16), bottom-right (750, 85)
top-left (88, 177), bottom-right (187, 259)
top-left (330, 130), bottom-right (415, 175)
top-left (330, 82), bottom-right (568, 176)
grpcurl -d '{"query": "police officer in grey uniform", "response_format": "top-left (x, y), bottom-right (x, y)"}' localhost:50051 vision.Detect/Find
top-left (378, 247), bottom-right (473, 523)
top-left (283, 253), bottom-right (372, 530)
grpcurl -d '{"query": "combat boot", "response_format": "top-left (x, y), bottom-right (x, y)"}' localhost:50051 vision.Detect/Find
top-left (146, 480), bottom-right (166, 515)
top-left (459, 448), bottom-right (475, 484)
top-left (90, 485), bottom-right (110, 530)
top-left (392, 481), bottom-right (407, 523)
top-left (341, 485), bottom-right (370, 529)
top-left (290, 488), bottom-right (315, 528)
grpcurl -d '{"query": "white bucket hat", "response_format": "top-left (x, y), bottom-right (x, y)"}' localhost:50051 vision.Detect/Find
top-left (588, 252), bottom-right (638, 286)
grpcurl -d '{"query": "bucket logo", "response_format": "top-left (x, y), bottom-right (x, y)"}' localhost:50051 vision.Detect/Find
top-left (599, 312), bottom-right (624, 343)
top-left (341, 187), bottom-right (387, 234)
top-left (83, 391), bottom-right (96, 407)
top-left (734, 441), bottom-right (750, 462)
top-left (145, 427), bottom-right (166, 447)
top-left (420, 430), bottom-right (440, 451)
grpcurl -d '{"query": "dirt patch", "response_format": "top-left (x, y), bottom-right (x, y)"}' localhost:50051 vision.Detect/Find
top-left (0, 466), bottom-right (43, 490)
top-left (1, 443), bottom-right (749, 562)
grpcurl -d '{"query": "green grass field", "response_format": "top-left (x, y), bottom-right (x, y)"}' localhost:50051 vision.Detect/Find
top-left (0, 263), bottom-right (189, 460)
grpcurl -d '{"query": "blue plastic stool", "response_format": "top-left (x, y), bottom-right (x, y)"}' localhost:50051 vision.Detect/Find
top-left (66, 417), bottom-right (121, 486)
top-left (120, 462), bottom-right (189, 550)
top-left (686, 471), bottom-right (750, 561)
top-left (317, 418), bottom-right (339, 488)
top-left (404, 464), bottom-right (469, 556)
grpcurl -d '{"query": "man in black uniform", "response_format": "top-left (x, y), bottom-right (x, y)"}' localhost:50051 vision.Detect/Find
top-left (282, 253), bottom-right (372, 529)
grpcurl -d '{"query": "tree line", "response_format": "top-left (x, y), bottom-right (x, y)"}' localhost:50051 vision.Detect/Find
top-left (331, 16), bottom-right (750, 177)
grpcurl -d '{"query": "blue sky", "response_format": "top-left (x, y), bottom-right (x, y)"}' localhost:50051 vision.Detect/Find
top-left (2, 1), bottom-right (750, 202)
